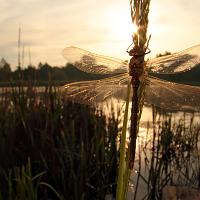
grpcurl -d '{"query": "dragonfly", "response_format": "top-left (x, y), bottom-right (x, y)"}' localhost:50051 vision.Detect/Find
top-left (62, 44), bottom-right (200, 113)
top-left (62, 43), bottom-right (200, 172)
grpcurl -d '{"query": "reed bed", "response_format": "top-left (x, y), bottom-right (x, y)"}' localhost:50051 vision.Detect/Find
top-left (0, 84), bottom-right (121, 199)
top-left (132, 106), bottom-right (200, 200)
top-left (1, 84), bottom-right (200, 199)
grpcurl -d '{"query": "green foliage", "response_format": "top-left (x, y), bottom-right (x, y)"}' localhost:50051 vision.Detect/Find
top-left (0, 84), bottom-right (120, 199)
top-left (116, 82), bottom-right (131, 200)
top-left (11, 159), bottom-right (47, 200)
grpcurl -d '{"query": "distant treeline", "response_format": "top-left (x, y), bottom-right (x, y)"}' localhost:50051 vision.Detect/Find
top-left (0, 62), bottom-right (109, 86)
top-left (149, 63), bottom-right (200, 86)
top-left (1, 55), bottom-right (200, 87)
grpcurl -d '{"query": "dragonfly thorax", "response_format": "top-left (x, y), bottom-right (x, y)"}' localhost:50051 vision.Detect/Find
top-left (129, 57), bottom-right (144, 81)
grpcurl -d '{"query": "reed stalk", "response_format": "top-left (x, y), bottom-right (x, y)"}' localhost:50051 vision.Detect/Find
top-left (116, 81), bottom-right (131, 200)
top-left (116, 1), bottom-right (151, 199)
top-left (129, 0), bottom-right (151, 169)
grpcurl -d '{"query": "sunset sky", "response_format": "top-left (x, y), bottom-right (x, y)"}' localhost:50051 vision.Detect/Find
top-left (0, 0), bottom-right (200, 69)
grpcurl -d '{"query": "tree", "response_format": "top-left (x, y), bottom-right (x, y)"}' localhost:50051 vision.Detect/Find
top-left (0, 58), bottom-right (11, 81)
top-left (156, 51), bottom-right (171, 58)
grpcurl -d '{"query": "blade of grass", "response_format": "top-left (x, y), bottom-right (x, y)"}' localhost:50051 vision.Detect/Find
top-left (116, 81), bottom-right (131, 200)
top-left (39, 182), bottom-right (63, 200)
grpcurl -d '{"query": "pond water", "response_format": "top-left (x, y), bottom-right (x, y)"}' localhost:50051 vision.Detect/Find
top-left (129, 105), bottom-right (200, 199)
top-left (101, 98), bottom-right (200, 199)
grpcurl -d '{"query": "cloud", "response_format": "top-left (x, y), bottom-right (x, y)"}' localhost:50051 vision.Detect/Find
top-left (0, 0), bottom-right (200, 69)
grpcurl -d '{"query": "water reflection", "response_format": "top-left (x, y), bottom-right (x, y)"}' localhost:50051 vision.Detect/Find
top-left (100, 98), bottom-right (200, 200)
top-left (132, 106), bottom-right (200, 200)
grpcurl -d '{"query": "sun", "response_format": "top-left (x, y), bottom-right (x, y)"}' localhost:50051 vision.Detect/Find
top-left (132, 23), bottom-right (138, 35)
top-left (109, 13), bottom-right (138, 42)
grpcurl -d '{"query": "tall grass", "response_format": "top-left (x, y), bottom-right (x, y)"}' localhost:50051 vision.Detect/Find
top-left (0, 84), bottom-right (121, 199)
top-left (1, 84), bottom-right (199, 199)
top-left (133, 106), bottom-right (200, 199)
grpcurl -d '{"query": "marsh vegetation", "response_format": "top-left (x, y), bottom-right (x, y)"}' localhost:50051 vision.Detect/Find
top-left (0, 85), bottom-right (120, 199)
top-left (0, 84), bottom-right (199, 199)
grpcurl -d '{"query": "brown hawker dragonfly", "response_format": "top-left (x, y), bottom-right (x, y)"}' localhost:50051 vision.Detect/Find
top-left (62, 44), bottom-right (200, 112)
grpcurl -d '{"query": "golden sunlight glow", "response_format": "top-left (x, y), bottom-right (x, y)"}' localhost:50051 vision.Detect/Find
top-left (132, 23), bottom-right (138, 34)
top-left (104, 6), bottom-right (157, 46)
top-left (1, 0), bottom-right (200, 67)
top-left (109, 12), bottom-right (138, 41)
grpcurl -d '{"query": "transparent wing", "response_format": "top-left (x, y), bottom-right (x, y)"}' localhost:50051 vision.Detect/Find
top-left (62, 44), bottom-right (200, 112)
top-left (61, 73), bottom-right (129, 104)
top-left (145, 76), bottom-right (200, 112)
top-left (62, 46), bottom-right (128, 74)
top-left (148, 45), bottom-right (200, 74)
top-left (61, 73), bottom-right (200, 112)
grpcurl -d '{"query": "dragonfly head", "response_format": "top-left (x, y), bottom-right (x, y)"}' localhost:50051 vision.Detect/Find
top-left (128, 46), bottom-right (145, 58)
top-left (128, 46), bottom-right (151, 59)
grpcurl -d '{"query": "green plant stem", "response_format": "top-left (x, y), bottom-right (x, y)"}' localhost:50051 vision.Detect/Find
top-left (116, 81), bottom-right (131, 200)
